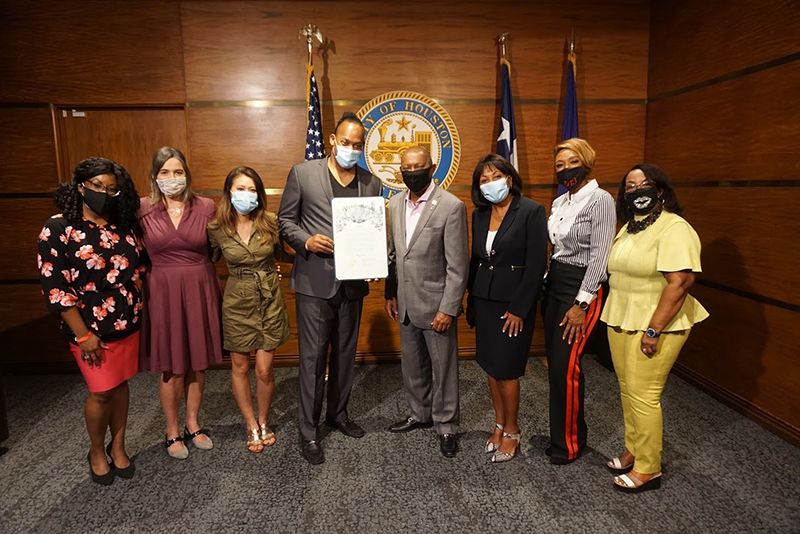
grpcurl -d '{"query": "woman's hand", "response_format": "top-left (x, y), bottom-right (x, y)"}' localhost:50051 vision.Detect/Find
top-left (640, 334), bottom-right (659, 358)
top-left (560, 305), bottom-right (586, 344)
top-left (80, 334), bottom-right (108, 368)
top-left (501, 311), bottom-right (523, 338)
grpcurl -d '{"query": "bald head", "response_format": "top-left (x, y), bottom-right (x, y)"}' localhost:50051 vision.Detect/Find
top-left (400, 145), bottom-right (433, 169)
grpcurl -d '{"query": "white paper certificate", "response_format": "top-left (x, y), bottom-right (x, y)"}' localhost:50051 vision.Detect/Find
top-left (331, 196), bottom-right (388, 280)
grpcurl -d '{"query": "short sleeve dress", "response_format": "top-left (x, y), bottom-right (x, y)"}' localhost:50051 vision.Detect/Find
top-left (600, 211), bottom-right (709, 332)
top-left (207, 213), bottom-right (290, 354)
top-left (138, 197), bottom-right (223, 374)
top-left (37, 215), bottom-right (145, 391)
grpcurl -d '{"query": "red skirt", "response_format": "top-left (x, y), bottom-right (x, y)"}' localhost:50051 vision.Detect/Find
top-left (70, 332), bottom-right (140, 393)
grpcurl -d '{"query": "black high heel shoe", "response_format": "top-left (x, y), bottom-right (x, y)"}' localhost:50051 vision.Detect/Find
top-left (87, 451), bottom-right (114, 486)
top-left (106, 441), bottom-right (135, 479)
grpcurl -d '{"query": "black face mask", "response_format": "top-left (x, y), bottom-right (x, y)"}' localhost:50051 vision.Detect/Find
top-left (624, 188), bottom-right (660, 215)
top-left (81, 186), bottom-right (118, 216)
top-left (401, 167), bottom-right (433, 194)
top-left (556, 166), bottom-right (587, 191)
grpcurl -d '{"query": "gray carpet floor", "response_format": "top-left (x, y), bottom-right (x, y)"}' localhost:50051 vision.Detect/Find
top-left (1, 358), bottom-right (799, 533)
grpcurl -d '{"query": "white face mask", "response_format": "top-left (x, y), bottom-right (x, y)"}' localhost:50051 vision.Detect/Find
top-left (156, 177), bottom-right (187, 197)
top-left (333, 143), bottom-right (362, 169)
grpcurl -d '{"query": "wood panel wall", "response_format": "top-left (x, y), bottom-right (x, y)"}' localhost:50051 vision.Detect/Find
top-left (645, 0), bottom-right (800, 444)
top-left (0, 1), bottom-right (648, 371)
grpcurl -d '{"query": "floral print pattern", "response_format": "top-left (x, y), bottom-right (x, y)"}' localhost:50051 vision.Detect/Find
top-left (37, 215), bottom-right (144, 342)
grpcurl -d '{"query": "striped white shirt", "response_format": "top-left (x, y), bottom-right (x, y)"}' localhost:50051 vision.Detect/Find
top-left (547, 179), bottom-right (616, 304)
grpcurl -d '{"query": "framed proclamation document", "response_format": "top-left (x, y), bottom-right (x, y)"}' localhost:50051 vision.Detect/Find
top-left (331, 196), bottom-right (388, 280)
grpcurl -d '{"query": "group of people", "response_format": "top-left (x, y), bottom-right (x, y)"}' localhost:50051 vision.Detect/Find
top-left (37, 112), bottom-right (708, 493)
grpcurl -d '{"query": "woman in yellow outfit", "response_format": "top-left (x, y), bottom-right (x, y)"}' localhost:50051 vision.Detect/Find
top-left (600, 164), bottom-right (708, 493)
top-left (209, 166), bottom-right (291, 452)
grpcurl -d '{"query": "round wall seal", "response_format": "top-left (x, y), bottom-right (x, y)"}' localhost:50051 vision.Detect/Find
top-left (356, 91), bottom-right (461, 200)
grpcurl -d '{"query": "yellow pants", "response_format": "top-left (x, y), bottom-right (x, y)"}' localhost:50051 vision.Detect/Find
top-left (607, 326), bottom-right (690, 474)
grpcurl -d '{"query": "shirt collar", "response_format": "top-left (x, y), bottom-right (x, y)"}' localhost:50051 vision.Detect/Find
top-left (566, 179), bottom-right (599, 203)
top-left (406, 180), bottom-right (436, 206)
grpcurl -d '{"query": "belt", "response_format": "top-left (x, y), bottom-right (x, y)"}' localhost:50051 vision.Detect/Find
top-left (228, 267), bottom-right (275, 300)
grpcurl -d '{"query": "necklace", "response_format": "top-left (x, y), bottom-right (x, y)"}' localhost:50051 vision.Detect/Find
top-left (168, 206), bottom-right (182, 217)
top-left (627, 207), bottom-right (662, 234)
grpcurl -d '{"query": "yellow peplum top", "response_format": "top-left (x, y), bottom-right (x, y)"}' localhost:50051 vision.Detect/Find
top-left (600, 210), bottom-right (709, 332)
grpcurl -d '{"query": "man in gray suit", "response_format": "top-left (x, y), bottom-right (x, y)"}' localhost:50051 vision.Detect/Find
top-left (279, 112), bottom-right (382, 465)
top-left (384, 145), bottom-right (469, 457)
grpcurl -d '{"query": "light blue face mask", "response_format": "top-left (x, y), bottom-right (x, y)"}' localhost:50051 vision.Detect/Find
top-left (333, 143), bottom-right (362, 169)
top-left (480, 177), bottom-right (510, 204)
top-left (231, 191), bottom-right (259, 215)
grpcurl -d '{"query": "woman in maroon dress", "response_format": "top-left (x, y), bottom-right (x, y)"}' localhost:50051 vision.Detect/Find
top-left (138, 147), bottom-right (223, 459)
top-left (38, 157), bottom-right (144, 484)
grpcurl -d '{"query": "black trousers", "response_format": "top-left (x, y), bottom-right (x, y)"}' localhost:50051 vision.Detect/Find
top-left (543, 281), bottom-right (604, 462)
top-left (295, 286), bottom-right (363, 442)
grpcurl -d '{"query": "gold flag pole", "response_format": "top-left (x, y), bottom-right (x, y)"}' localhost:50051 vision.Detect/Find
top-left (496, 32), bottom-right (511, 75)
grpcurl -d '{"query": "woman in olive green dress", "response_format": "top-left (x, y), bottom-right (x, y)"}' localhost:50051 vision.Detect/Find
top-left (209, 166), bottom-right (291, 452)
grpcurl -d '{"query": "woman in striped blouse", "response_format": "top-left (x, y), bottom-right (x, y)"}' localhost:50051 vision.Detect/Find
top-left (542, 138), bottom-right (616, 464)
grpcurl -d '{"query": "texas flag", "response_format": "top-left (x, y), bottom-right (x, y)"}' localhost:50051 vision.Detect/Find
top-left (496, 58), bottom-right (518, 171)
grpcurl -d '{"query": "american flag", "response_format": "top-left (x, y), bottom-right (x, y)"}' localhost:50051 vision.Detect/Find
top-left (305, 62), bottom-right (325, 160)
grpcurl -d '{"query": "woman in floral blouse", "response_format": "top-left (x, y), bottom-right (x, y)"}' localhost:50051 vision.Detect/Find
top-left (38, 157), bottom-right (145, 485)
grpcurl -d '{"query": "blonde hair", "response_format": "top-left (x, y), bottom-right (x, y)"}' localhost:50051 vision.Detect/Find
top-left (213, 166), bottom-right (278, 246)
top-left (554, 138), bottom-right (597, 175)
top-left (148, 146), bottom-right (196, 206)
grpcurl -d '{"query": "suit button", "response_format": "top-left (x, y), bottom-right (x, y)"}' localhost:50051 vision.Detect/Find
top-left (491, 250), bottom-right (496, 256)
top-left (489, 265), bottom-right (494, 271)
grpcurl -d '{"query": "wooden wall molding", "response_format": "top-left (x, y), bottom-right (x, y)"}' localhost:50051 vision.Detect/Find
top-left (673, 362), bottom-right (800, 448)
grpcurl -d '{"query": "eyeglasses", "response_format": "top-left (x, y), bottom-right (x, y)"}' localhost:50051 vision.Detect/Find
top-left (84, 180), bottom-right (120, 196)
top-left (624, 181), bottom-right (655, 194)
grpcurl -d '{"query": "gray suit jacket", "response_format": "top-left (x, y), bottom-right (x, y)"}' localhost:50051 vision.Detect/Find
top-left (279, 157), bottom-right (382, 299)
top-left (385, 184), bottom-right (469, 328)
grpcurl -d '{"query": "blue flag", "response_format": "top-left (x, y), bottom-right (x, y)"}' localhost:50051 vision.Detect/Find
top-left (558, 53), bottom-right (579, 196)
top-left (305, 61), bottom-right (325, 160)
top-left (496, 58), bottom-right (518, 170)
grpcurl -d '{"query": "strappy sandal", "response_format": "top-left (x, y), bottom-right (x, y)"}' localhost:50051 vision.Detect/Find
top-left (491, 430), bottom-right (521, 463)
top-left (259, 423), bottom-right (276, 447)
top-left (606, 454), bottom-right (634, 474)
top-left (184, 427), bottom-right (214, 450)
top-left (485, 423), bottom-right (504, 453)
top-left (165, 435), bottom-right (189, 460)
top-left (247, 428), bottom-right (263, 453)
top-left (614, 472), bottom-right (662, 493)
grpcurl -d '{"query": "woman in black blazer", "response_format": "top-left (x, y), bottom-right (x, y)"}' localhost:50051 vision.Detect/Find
top-left (466, 154), bottom-right (548, 463)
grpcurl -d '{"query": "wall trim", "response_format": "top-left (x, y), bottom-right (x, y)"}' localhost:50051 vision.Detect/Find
top-left (672, 361), bottom-right (800, 448)
top-left (648, 50), bottom-right (800, 103)
top-left (187, 98), bottom-right (646, 108)
top-left (696, 279), bottom-right (799, 314)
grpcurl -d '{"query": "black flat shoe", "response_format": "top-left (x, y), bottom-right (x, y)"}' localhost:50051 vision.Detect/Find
top-left (301, 440), bottom-right (325, 465)
top-left (106, 441), bottom-right (135, 480)
top-left (87, 451), bottom-right (114, 486)
top-left (325, 418), bottom-right (365, 438)
top-left (389, 416), bottom-right (434, 433)
top-left (440, 434), bottom-right (458, 458)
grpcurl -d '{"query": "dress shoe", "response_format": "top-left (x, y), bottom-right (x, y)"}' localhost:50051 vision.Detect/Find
top-left (325, 418), bottom-right (366, 438)
top-left (440, 434), bottom-right (458, 458)
top-left (87, 451), bottom-right (114, 486)
top-left (389, 416), bottom-right (434, 433)
top-left (301, 440), bottom-right (324, 465)
top-left (106, 441), bottom-right (135, 479)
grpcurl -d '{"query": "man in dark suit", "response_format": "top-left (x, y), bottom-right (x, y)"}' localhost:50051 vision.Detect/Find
top-left (279, 112), bottom-right (382, 464)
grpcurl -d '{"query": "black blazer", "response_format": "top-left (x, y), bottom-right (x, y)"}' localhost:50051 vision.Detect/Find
top-left (467, 194), bottom-right (548, 317)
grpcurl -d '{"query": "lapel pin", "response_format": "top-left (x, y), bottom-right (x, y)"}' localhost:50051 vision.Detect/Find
top-left (432, 199), bottom-right (438, 206)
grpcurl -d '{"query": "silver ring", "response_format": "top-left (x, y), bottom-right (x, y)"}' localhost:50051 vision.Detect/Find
top-left (641, 348), bottom-right (648, 354)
